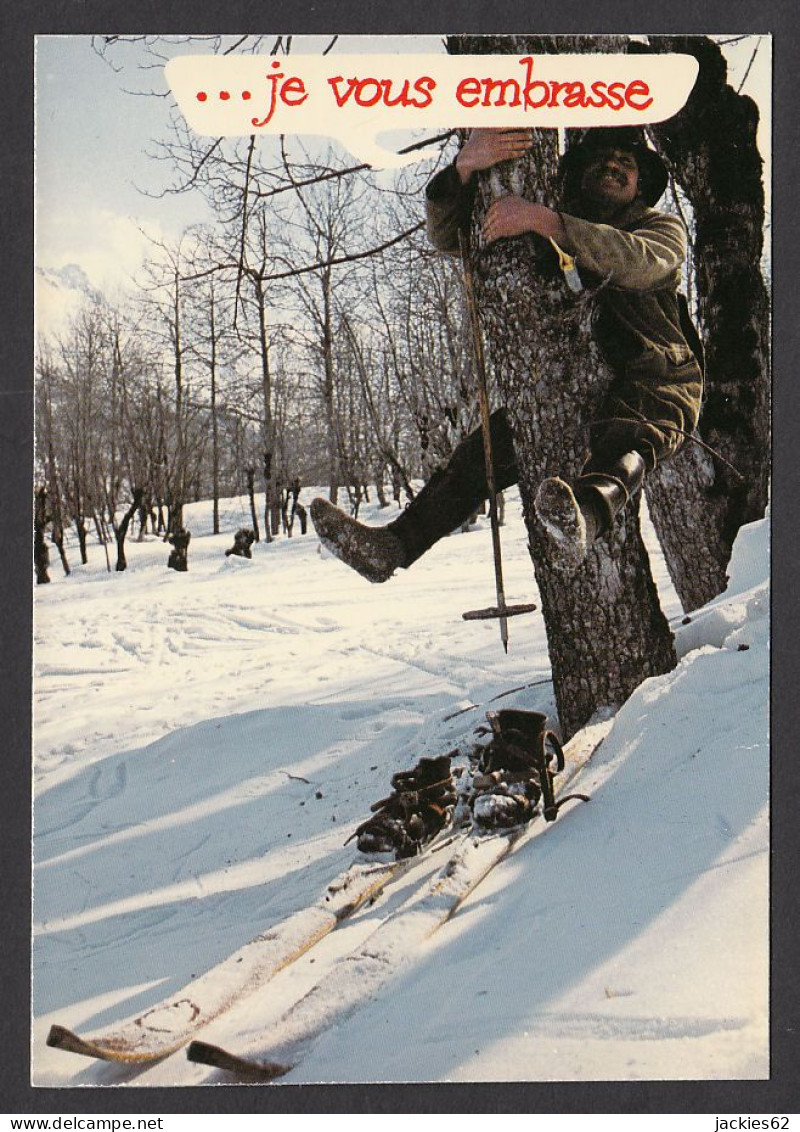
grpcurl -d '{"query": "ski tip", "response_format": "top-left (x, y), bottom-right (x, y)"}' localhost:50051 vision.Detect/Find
top-left (45, 1024), bottom-right (149, 1063)
top-left (45, 1025), bottom-right (115, 1062)
top-left (187, 1040), bottom-right (292, 1081)
top-left (46, 1025), bottom-right (74, 1050)
top-left (46, 1024), bottom-right (98, 1058)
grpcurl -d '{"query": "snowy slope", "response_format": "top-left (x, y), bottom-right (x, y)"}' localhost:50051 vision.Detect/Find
top-left (31, 488), bottom-right (769, 1085)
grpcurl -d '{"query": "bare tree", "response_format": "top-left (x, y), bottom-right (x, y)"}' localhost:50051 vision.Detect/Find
top-left (275, 151), bottom-right (371, 505)
top-left (35, 347), bottom-right (71, 577)
top-left (138, 234), bottom-right (208, 536)
top-left (184, 231), bottom-right (244, 534)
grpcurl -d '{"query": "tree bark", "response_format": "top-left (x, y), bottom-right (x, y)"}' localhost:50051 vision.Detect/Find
top-left (321, 271), bottom-right (341, 505)
top-left (209, 292), bottom-right (220, 536)
top-left (246, 466), bottom-right (261, 542)
top-left (34, 488), bottom-right (51, 585)
top-left (643, 35), bottom-right (770, 611)
top-left (93, 509), bottom-right (112, 573)
top-left (453, 34), bottom-right (676, 739)
top-left (374, 471), bottom-right (389, 508)
top-left (169, 266), bottom-right (186, 536)
top-left (115, 487), bottom-right (144, 572)
top-left (51, 524), bottom-right (70, 577)
top-left (254, 277), bottom-right (277, 543)
top-left (74, 516), bottom-right (88, 565)
top-left (46, 450), bottom-right (70, 577)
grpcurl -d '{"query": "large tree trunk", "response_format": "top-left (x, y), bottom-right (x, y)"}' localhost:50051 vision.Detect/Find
top-left (453, 34), bottom-right (676, 739)
top-left (643, 35), bottom-right (770, 611)
top-left (645, 442), bottom-right (729, 607)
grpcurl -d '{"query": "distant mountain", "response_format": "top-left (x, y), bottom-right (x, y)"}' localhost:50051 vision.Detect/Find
top-left (35, 263), bottom-right (104, 338)
top-left (36, 263), bottom-right (104, 303)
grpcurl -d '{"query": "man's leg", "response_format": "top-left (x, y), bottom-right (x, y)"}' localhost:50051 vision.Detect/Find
top-left (535, 365), bottom-right (702, 572)
top-left (535, 450), bottom-right (647, 573)
top-left (311, 410), bottom-right (518, 583)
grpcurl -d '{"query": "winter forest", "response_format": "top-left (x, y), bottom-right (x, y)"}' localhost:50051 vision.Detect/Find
top-left (36, 36), bottom-right (483, 569)
top-left (33, 33), bottom-right (773, 1089)
top-left (35, 34), bottom-right (770, 733)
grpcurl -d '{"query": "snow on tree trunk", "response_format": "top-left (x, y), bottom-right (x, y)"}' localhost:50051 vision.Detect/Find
top-left (452, 34), bottom-right (676, 739)
top-left (644, 35), bottom-right (770, 611)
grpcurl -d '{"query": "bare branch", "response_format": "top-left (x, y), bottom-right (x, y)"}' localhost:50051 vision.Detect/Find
top-left (267, 222), bottom-right (425, 283)
top-left (600, 403), bottom-right (745, 480)
top-left (737, 36), bottom-right (763, 94)
top-left (250, 130), bottom-right (456, 201)
top-left (233, 135), bottom-right (257, 330)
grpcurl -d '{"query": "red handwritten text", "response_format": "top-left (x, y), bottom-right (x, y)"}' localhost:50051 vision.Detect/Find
top-left (327, 75), bottom-right (437, 109)
top-left (251, 60), bottom-right (309, 128)
top-left (456, 57), bottom-right (653, 112)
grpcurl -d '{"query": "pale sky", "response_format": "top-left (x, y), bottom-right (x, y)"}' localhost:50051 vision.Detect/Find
top-left (35, 33), bottom-right (771, 306)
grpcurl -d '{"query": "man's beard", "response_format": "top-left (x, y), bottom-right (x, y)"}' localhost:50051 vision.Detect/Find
top-left (579, 173), bottom-right (637, 219)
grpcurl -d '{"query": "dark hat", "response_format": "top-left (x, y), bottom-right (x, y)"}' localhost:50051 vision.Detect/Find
top-left (559, 127), bottom-right (669, 208)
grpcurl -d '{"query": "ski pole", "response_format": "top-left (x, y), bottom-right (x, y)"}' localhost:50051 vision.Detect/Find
top-left (458, 232), bottom-right (536, 651)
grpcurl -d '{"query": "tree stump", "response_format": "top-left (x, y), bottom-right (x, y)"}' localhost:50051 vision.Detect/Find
top-left (167, 529), bottom-right (191, 572)
top-left (225, 528), bottom-right (256, 559)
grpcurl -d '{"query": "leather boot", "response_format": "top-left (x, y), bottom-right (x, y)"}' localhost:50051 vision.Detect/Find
top-left (311, 410), bottom-right (518, 583)
top-left (534, 451), bottom-right (646, 573)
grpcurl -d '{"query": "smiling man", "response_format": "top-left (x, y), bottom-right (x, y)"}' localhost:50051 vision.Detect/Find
top-left (311, 126), bottom-right (703, 580)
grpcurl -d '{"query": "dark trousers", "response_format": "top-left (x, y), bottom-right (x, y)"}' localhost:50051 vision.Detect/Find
top-left (390, 411), bottom-right (517, 565)
top-left (586, 353), bottom-right (703, 473)
top-left (389, 354), bottom-right (702, 565)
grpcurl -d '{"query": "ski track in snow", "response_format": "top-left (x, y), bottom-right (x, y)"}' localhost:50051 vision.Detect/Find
top-left (32, 487), bottom-right (769, 1085)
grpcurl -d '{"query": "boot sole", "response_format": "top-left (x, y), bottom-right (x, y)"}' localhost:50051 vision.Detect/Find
top-left (534, 478), bottom-right (588, 573)
top-left (310, 498), bottom-right (402, 584)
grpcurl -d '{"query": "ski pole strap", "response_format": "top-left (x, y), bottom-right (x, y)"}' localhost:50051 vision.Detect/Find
top-left (544, 730), bottom-right (565, 774)
top-left (536, 729), bottom-right (589, 822)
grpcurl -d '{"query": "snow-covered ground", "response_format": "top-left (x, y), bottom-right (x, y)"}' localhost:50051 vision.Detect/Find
top-left (32, 487), bottom-right (769, 1085)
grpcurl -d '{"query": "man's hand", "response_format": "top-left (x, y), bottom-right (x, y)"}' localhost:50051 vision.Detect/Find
top-left (455, 128), bottom-right (532, 183)
top-left (483, 197), bottom-right (567, 245)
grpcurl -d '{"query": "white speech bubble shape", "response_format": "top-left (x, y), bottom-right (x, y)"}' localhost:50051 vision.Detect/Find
top-left (165, 54), bottom-right (699, 170)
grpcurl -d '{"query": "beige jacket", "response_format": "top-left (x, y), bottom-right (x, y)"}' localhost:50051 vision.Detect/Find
top-left (426, 163), bottom-right (701, 375)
